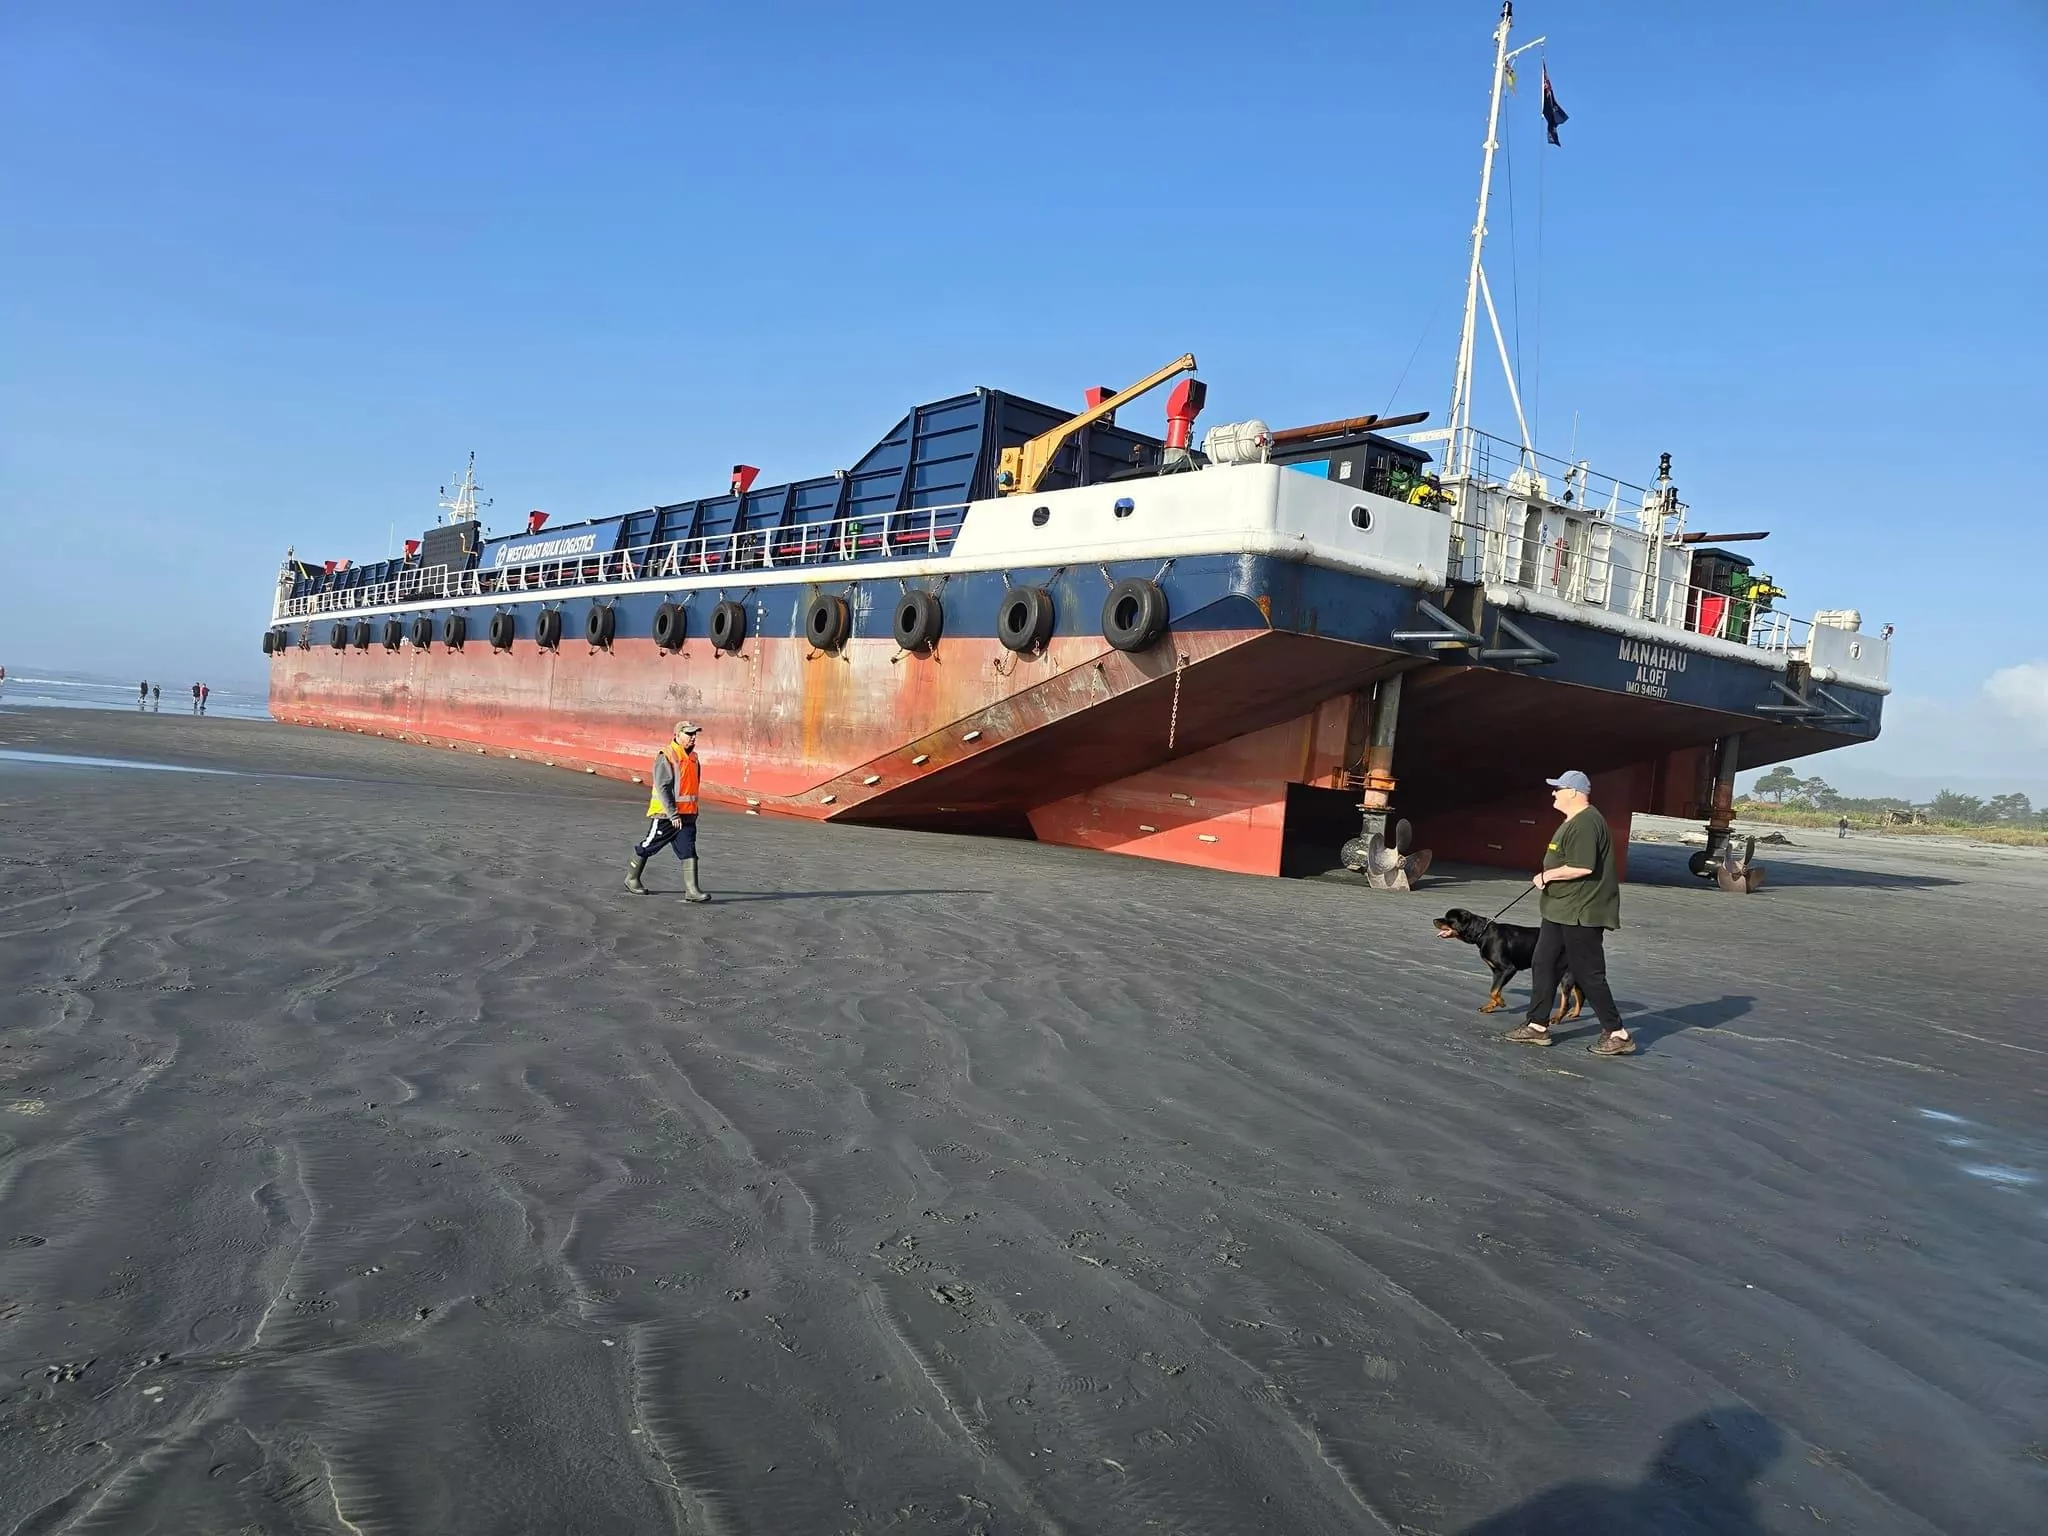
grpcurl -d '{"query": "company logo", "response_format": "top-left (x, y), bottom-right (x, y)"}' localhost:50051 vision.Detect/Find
top-left (491, 532), bottom-right (600, 569)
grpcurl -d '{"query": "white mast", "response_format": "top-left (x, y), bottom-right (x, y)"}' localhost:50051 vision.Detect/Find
top-left (438, 452), bottom-right (492, 525)
top-left (1444, 2), bottom-right (1544, 479)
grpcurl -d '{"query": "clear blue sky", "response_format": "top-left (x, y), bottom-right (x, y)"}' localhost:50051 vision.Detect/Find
top-left (3, 2), bottom-right (2044, 792)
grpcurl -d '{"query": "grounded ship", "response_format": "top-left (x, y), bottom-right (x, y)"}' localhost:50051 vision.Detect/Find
top-left (264, 6), bottom-right (1888, 884)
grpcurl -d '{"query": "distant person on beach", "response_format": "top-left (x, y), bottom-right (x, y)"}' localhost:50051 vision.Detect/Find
top-left (1837, 815), bottom-right (1849, 839)
top-left (199, 683), bottom-right (209, 715)
top-left (190, 683), bottom-right (201, 714)
top-left (626, 720), bottom-right (709, 902)
top-left (151, 684), bottom-right (160, 710)
top-left (139, 680), bottom-right (148, 707)
top-left (1503, 770), bottom-right (1633, 1056)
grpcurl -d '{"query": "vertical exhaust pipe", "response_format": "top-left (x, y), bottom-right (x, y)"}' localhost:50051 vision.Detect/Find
top-left (1165, 379), bottom-right (1208, 451)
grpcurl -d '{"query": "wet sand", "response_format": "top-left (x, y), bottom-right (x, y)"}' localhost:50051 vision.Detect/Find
top-left (1, 710), bottom-right (2043, 1534)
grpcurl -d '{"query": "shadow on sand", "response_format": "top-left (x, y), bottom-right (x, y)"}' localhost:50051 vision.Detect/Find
top-left (647, 888), bottom-right (992, 904)
top-left (1626, 844), bottom-right (1962, 892)
top-left (1461, 1407), bottom-right (1783, 1534)
top-left (1542, 995), bottom-right (1753, 1053)
top-left (1620, 994), bottom-right (1755, 1049)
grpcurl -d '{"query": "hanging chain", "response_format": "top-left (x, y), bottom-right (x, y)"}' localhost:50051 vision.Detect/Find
top-left (1167, 650), bottom-right (1186, 750)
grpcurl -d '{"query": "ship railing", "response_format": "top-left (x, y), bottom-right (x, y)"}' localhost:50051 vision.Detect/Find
top-left (277, 505), bottom-right (970, 618)
top-left (1437, 427), bottom-right (1682, 534)
top-left (280, 564), bottom-right (459, 618)
top-left (1670, 581), bottom-right (1810, 653)
top-left (620, 503), bottom-right (968, 584)
top-left (1448, 514), bottom-right (1815, 655)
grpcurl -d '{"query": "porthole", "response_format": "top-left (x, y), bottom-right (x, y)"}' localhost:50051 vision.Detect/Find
top-left (1350, 505), bottom-right (1374, 532)
top-left (1031, 505), bottom-right (1050, 527)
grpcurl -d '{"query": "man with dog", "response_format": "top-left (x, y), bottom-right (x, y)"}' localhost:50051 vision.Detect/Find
top-left (1504, 770), bottom-right (1634, 1056)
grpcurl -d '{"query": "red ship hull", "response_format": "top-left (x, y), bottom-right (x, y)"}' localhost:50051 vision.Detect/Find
top-left (270, 621), bottom-right (1427, 877)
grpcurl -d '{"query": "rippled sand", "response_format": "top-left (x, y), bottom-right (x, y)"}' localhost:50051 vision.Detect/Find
top-left (2, 711), bottom-right (2043, 1534)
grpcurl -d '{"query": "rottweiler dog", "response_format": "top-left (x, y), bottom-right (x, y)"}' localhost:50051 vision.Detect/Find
top-left (1433, 908), bottom-right (1584, 1020)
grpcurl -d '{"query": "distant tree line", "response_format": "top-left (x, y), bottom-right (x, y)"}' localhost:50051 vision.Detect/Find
top-left (1743, 766), bottom-right (2042, 827)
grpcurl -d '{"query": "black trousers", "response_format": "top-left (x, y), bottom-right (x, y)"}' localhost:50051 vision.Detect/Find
top-left (634, 814), bottom-right (698, 860)
top-left (1527, 920), bottom-right (1622, 1029)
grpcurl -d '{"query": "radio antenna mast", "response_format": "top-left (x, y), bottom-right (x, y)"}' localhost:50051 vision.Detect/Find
top-left (438, 452), bottom-right (492, 525)
top-left (1444, 2), bottom-right (1545, 478)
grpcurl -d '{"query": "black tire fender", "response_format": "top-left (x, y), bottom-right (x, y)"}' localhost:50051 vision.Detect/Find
top-left (535, 608), bottom-right (563, 650)
top-left (892, 589), bottom-right (943, 651)
top-left (410, 615), bottom-right (434, 648)
top-left (331, 623), bottom-right (348, 650)
top-left (653, 602), bottom-right (686, 652)
top-left (997, 585), bottom-right (1054, 653)
top-left (490, 612), bottom-right (516, 651)
top-left (804, 592), bottom-right (850, 652)
top-left (444, 613), bottom-right (467, 650)
top-left (351, 620), bottom-right (372, 650)
top-left (381, 619), bottom-right (404, 651)
top-left (1101, 577), bottom-right (1168, 652)
top-left (585, 603), bottom-right (616, 648)
top-left (709, 599), bottom-right (747, 653)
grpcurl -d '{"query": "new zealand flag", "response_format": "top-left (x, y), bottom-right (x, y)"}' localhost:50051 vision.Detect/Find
top-left (1541, 64), bottom-right (1569, 146)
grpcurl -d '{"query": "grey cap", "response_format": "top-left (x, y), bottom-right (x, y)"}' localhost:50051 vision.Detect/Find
top-left (673, 720), bottom-right (701, 737)
top-left (1545, 770), bottom-right (1592, 793)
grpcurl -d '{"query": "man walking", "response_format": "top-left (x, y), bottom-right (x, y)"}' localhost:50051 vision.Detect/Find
top-left (139, 680), bottom-right (148, 708)
top-left (190, 683), bottom-right (201, 715)
top-left (1504, 770), bottom-right (1634, 1056)
top-left (627, 720), bottom-right (710, 902)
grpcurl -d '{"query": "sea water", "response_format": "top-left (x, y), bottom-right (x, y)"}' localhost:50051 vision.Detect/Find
top-left (0, 669), bottom-right (270, 721)
top-left (0, 749), bottom-right (240, 776)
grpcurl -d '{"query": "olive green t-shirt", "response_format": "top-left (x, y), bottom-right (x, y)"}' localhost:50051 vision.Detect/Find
top-left (1540, 806), bottom-right (1621, 929)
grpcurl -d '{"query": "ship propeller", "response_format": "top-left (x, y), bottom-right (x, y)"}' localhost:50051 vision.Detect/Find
top-left (1342, 818), bottom-right (1434, 891)
top-left (1710, 834), bottom-right (1766, 894)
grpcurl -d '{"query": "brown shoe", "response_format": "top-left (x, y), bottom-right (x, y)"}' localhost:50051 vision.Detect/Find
top-left (1589, 1032), bottom-right (1638, 1057)
top-left (1503, 1023), bottom-right (1553, 1047)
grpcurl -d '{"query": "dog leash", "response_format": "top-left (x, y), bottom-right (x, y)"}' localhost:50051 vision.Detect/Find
top-left (1488, 885), bottom-right (1535, 923)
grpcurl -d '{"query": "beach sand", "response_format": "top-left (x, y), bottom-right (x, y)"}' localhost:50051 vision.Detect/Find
top-left (1, 711), bottom-right (2043, 1534)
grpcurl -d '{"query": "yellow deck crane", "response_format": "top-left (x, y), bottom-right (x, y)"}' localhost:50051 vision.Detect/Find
top-left (995, 353), bottom-right (1199, 495)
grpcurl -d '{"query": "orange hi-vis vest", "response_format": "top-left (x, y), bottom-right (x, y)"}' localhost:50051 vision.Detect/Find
top-left (646, 742), bottom-right (701, 817)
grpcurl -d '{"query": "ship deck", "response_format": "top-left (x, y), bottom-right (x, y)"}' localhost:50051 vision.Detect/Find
top-left (1, 709), bottom-right (2039, 1534)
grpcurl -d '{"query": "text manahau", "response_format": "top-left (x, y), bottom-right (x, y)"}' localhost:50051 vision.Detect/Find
top-left (1619, 637), bottom-right (1688, 699)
